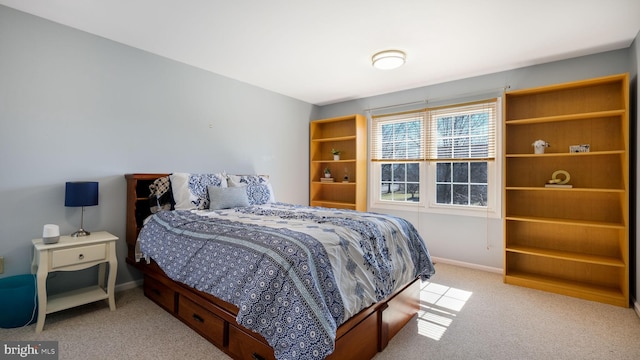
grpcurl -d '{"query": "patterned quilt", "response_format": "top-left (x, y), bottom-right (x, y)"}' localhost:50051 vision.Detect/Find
top-left (138, 203), bottom-right (434, 360)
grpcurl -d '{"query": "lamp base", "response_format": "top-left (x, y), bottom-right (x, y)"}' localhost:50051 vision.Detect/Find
top-left (71, 229), bottom-right (90, 237)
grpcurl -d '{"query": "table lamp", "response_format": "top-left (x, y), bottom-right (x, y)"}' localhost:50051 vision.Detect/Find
top-left (65, 181), bottom-right (98, 237)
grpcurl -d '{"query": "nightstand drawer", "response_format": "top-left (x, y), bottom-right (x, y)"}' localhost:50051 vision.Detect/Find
top-left (51, 244), bottom-right (106, 269)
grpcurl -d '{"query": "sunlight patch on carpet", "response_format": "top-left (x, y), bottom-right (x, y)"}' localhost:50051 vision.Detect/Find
top-left (417, 281), bottom-right (472, 340)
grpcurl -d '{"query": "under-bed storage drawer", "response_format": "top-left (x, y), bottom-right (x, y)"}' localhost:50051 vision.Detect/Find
top-left (327, 310), bottom-right (378, 360)
top-left (143, 275), bottom-right (176, 313)
top-left (228, 325), bottom-right (275, 360)
top-left (178, 295), bottom-right (225, 347)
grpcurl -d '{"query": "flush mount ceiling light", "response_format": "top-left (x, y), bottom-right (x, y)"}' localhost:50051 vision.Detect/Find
top-left (371, 50), bottom-right (406, 70)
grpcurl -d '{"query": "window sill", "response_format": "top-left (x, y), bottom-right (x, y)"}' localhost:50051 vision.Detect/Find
top-left (370, 201), bottom-right (500, 219)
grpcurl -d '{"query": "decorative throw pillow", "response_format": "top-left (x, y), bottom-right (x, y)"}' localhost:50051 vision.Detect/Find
top-left (170, 173), bottom-right (227, 210)
top-left (227, 175), bottom-right (275, 205)
top-left (208, 186), bottom-right (250, 210)
top-left (148, 176), bottom-right (173, 213)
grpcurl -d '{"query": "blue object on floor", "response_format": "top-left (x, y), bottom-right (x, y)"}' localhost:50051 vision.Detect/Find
top-left (0, 274), bottom-right (38, 328)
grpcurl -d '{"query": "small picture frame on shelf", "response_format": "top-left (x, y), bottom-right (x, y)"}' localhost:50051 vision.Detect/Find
top-left (569, 144), bottom-right (590, 153)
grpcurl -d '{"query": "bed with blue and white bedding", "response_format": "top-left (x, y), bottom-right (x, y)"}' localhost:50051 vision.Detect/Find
top-left (127, 173), bottom-right (434, 360)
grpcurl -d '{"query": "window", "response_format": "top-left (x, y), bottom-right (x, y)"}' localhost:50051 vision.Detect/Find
top-left (430, 101), bottom-right (496, 207)
top-left (375, 112), bottom-right (424, 203)
top-left (371, 99), bottom-right (499, 215)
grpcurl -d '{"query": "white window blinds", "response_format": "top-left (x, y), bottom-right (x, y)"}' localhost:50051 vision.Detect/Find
top-left (371, 110), bottom-right (427, 162)
top-left (428, 99), bottom-right (497, 161)
top-left (371, 99), bottom-right (497, 162)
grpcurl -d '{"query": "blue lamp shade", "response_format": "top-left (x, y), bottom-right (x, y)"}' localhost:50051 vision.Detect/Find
top-left (65, 181), bottom-right (98, 237)
top-left (65, 182), bottom-right (99, 207)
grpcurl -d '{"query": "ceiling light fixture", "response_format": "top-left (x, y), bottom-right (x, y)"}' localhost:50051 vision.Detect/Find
top-left (372, 50), bottom-right (406, 70)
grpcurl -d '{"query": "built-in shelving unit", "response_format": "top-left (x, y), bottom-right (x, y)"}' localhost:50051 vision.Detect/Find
top-left (310, 114), bottom-right (367, 211)
top-left (503, 74), bottom-right (629, 307)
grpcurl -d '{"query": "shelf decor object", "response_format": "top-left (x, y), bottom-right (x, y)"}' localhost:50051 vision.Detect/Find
top-left (65, 181), bottom-right (99, 237)
top-left (310, 114), bottom-right (367, 211)
top-left (332, 148), bottom-right (341, 160)
top-left (503, 73), bottom-right (629, 307)
top-left (532, 139), bottom-right (550, 154)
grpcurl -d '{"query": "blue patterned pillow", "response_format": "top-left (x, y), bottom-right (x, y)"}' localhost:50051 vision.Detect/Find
top-left (170, 173), bottom-right (227, 210)
top-left (227, 175), bottom-right (275, 205)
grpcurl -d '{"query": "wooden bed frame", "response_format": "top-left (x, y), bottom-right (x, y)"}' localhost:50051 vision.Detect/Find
top-left (125, 173), bottom-right (420, 360)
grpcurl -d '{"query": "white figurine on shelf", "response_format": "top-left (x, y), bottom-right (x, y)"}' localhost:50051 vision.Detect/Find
top-left (532, 139), bottom-right (550, 154)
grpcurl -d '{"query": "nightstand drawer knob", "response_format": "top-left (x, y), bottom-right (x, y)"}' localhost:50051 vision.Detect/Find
top-left (78, 254), bottom-right (84, 260)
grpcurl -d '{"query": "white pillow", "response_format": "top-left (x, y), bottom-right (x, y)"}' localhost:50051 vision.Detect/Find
top-left (227, 175), bottom-right (275, 205)
top-left (208, 186), bottom-right (250, 210)
top-left (170, 173), bottom-right (227, 210)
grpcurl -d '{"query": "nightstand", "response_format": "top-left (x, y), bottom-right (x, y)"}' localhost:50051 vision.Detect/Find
top-left (31, 231), bottom-right (118, 332)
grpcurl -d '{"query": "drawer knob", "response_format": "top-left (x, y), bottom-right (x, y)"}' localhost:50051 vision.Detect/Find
top-left (78, 254), bottom-right (84, 260)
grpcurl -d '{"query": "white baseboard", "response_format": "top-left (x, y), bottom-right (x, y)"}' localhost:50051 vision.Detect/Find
top-left (431, 256), bottom-right (503, 274)
top-left (115, 279), bottom-right (142, 293)
top-left (634, 298), bottom-right (640, 319)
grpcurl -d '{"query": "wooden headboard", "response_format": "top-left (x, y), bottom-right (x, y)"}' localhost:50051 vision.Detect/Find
top-left (124, 173), bottom-right (169, 264)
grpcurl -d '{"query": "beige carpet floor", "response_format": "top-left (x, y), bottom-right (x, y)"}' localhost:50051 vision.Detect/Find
top-left (2, 263), bottom-right (639, 359)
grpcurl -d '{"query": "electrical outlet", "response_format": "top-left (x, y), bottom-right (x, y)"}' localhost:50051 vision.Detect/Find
top-left (0, 256), bottom-right (4, 274)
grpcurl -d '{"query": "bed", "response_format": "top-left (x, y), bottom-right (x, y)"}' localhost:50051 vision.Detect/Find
top-left (125, 173), bottom-right (434, 360)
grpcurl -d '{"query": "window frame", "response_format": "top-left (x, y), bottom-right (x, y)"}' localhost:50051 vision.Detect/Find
top-left (369, 97), bottom-right (502, 218)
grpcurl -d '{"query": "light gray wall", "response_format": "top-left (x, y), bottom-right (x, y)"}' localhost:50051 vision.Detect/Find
top-left (318, 48), bottom-right (632, 272)
top-left (0, 6), bottom-right (316, 291)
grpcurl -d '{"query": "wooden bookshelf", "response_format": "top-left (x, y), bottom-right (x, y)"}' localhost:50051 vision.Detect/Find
top-left (503, 74), bottom-right (629, 307)
top-left (310, 114), bottom-right (367, 211)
